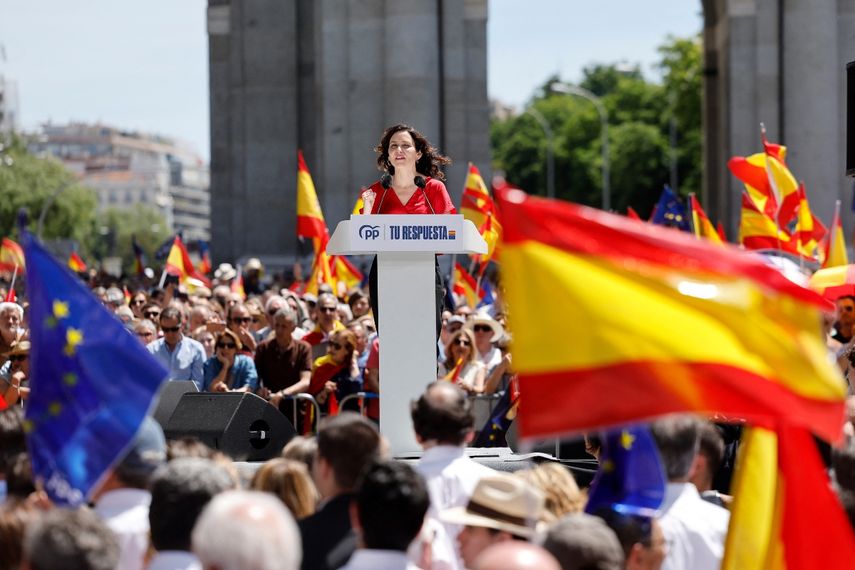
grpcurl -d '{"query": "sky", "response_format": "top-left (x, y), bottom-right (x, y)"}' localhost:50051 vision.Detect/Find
top-left (0, 1), bottom-right (702, 162)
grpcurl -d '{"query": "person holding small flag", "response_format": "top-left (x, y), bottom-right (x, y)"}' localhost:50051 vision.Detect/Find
top-left (437, 329), bottom-right (485, 394)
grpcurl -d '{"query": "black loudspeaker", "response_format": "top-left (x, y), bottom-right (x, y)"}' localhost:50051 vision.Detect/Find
top-left (847, 61), bottom-right (855, 177)
top-left (164, 393), bottom-right (296, 461)
top-left (152, 381), bottom-right (199, 428)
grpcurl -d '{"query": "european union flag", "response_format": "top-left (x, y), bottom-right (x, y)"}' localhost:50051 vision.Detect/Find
top-left (154, 233), bottom-right (178, 260)
top-left (23, 232), bottom-right (168, 506)
top-left (650, 185), bottom-right (690, 231)
top-left (473, 387), bottom-right (519, 448)
top-left (585, 425), bottom-right (666, 517)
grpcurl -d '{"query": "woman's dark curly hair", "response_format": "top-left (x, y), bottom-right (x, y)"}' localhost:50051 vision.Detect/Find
top-left (375, 123), bottom-right (451, 181)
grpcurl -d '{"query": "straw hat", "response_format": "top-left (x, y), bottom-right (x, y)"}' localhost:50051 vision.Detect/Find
top-left (440, 473), bottom-right (544, 538)
top-left (214, 263), bottom-right (237, 282)
top-left (464, 314), bottom-right (504, 343)
top-left (4, 340), bottom-right (30, 359)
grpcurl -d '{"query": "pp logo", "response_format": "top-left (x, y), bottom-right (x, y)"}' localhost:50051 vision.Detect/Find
top-left (359, 225), bottom-right (381, 240)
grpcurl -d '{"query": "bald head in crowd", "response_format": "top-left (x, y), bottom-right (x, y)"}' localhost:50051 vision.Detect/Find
top-left (411, 381), bottom-right (475, 447)
top-left (473, 542), bottom-right (561, 570)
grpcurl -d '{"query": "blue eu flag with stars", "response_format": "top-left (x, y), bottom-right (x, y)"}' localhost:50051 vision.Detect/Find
top-left (585, 425), bottom-right (666, 517)
top-left (23, 232), bottom-right (168, 506)
top-left (650, 185), bottom-right (690, 231)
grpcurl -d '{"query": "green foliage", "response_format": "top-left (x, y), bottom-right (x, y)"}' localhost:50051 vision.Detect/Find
top-left (94, 206), bottom-right (170, 275)
top-left (0, 134), bottom-right (99, 250)
top-left (0, 134), bottom-right (170, 272)
top-left (491, 34), bottom-right (703, 215)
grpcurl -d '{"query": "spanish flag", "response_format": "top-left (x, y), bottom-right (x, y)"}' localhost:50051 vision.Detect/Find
top-left (496, 188), bottom-right (846, 442)
top-left (793, 183), bottom-right (826, 261)
top-left (689, 194), bottom-right (723, 246)
top-left (165, 236), bottom-right (211, 287)
top-left (230, 270), bottom-right (246, 300)
top-left (297, 150), bottom-right (330, 251)
top-left (822, 200), bottom-right (848, 268)
top-left (738, 192), bottom-right (798, 255)
top-left (722, 423), bottom-right (855, 569)
top-left (330, 255), bottom-right (364, 291)
top-left (0, 238), bottom-right (25, 273)
top-left (67, 251), bottom-right (87, 272)
top-left (728, 131), bottom-right (800, 225)
top-left (452, 263), bottom-right (483, 309)
top-left (462, 164), bottom-right (503, 271)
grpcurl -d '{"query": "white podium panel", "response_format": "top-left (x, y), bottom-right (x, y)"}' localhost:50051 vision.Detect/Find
top-left (328, 215), bottom-right (487, 455)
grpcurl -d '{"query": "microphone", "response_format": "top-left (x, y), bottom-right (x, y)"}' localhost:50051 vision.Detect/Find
top-left (375, 172), bottom-right (392, 213)
top-left (415, 176), bottom-right (435, 214)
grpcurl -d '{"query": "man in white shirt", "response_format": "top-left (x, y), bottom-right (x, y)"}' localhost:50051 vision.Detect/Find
top-left (341, 459), bottom-right (429, 570)
top-left (92, 416), bottom-right (167, 570)
top-left (650, 415), bottom-right (730, 570)
top-left (411, 381), bottom-right (495, 568)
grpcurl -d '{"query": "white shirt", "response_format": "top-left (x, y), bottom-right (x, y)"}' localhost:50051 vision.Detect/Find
top-left (416, 446), bottom-right (494, 570)
top-left (477, 346), bottom-right (502, 373)
top-left (340, 549), bottom-right (420, 570)
top-left (147, 551), bottom-right (202, 570)
top-left (94, 488), bottom-right (152, 570)
top-left (659, 482), bottom-right (730, 570)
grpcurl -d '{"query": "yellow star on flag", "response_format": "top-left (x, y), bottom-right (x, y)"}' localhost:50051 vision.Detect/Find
top-left (53, 300), bottom-right (70, 319)
top-left (620, 430), bottom-right (636, 450)
top-left (602, 459), bottom-right (615, 473)
top-left (64, 328), bottom-right (84, 356)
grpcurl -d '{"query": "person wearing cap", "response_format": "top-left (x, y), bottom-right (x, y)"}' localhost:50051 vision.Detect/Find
top-left (243, 257), bottom-right (265, 296)
top-left (214, 263), bottom-right (237, 285)
top-left (0, 340), bottom-right (30, 406)
top-left (92, 416), bottom-right (168, 570)
top-left (465, 315), bottom-right (504, 374)
top-left (441, 472), bottom-right (545, 569)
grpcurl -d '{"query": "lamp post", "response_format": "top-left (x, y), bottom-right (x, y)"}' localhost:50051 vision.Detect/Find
top-left (524, 107), bottom-right (555, 199)
top-left (551, 83), bottom-right (610, 211)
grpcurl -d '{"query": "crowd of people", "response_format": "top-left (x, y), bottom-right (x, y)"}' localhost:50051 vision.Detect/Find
top-left (2, 372), bottom-right (853, 570)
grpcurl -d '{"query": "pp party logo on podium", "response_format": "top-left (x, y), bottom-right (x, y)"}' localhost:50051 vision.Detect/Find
top-left (358, 225), bottom-right (381, 240)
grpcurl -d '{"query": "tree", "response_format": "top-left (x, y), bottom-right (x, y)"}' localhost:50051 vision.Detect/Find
top-left (490, 34), bottom-right (703, 215)
top-left (0, 134), bottom-right (99, 252)
top-left (94, 206), bottom-right (171, 275)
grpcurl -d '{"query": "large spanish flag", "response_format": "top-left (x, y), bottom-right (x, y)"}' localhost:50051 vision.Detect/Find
top-left (722, 423), bottom-right (855, 569)
top-left (496, 188), bottom-right (846, 442)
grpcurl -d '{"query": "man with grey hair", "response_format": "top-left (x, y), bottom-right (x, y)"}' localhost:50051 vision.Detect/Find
top-left (22, 508), bottom-right (120, 570)
top-left (0, 301), bottom-right (24, 357)
top-left (650, 415), bottom-right (729, 570)
top-left (192, 490), bottom-right (301, 570)
top-left (148, 457), bottom-right (236, 570)
top-left (255, 295), bottom-right (288, 342)
top-left (539, 513), bottom-right (625, 570)
top-left (254, 306), bottom-right (313, 415)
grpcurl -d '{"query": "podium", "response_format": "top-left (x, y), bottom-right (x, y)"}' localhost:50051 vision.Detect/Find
top-left (328, 215), bottom-right (487, 454)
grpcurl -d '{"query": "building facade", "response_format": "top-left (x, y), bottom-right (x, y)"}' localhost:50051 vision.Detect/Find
top-left (207, 0), bottom-right (490, 266)
top-left (0, 75), bottom-right (19, 133)
top-left (30, 123), bottom-right (211, 242)
top-left (702, 0), bottom-right (855, 239)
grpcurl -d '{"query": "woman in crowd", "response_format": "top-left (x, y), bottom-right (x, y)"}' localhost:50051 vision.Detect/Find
top-left (191, 325), bottom-right (217, 358)
top-left (129, 291), bottom-right (148, 320)
top-left (202, 330), bottom-right (259, 392)
top-left (309, 329), bottom-right (361, 415)
top-left (362, 124), bottom-right (455, 335)
top-left (250, 458), bottom-right (319, 520)
top-left (437, 329), bottom-right (485, 394)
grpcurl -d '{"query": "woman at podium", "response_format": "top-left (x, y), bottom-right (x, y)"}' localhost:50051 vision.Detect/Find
top-left (362, 124), bottom-right (456, 336)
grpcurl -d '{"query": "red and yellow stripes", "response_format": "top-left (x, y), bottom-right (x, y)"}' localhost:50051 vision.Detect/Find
top-left (297, 151), bottom-right (330, 247)
top-left (497, 189), bottom-right (846, 442)
top-left (689, 195), bottom-right (723, 245)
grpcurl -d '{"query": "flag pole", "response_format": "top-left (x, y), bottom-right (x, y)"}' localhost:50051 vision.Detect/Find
top-left (158, 268), bottom-right (168, 288)
top-left (687, 192), bottom-right (697, 237)
top-left (8, 264), bottom-right (18, 293)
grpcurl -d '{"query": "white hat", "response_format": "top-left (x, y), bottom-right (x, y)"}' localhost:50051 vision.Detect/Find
top-left (214, 263), bottom-right (237, 282)
top-left (464, 314), bottom-right (504, 343)
top-left (441, 473), bottom-right (544, 538)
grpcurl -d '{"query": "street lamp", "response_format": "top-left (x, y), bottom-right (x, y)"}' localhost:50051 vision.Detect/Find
top-left (524, 107), bottom-right (555, 199)
top-left (551, 83), bottom-right (610, 211)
